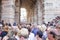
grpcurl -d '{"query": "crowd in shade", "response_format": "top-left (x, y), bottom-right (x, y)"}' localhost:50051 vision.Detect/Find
top-left (0, 16), bottom-right (60, 40)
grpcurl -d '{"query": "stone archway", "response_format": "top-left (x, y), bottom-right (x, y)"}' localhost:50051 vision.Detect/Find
top-left (1, 0), bottom-right (44, 25)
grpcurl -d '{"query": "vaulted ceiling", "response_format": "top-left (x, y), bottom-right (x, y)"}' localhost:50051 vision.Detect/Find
top-left (15, 0), bottom-right (44, 10)
top-left (20, 0), bottom-right (37, 9)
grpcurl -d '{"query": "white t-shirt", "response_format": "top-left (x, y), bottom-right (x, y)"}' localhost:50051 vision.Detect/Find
top-left (3, 36), bottom-right (9, 40)
top-left (28, 32), bottom-right (35, 40)
top-left (15, 35), bottom-right (20, 40)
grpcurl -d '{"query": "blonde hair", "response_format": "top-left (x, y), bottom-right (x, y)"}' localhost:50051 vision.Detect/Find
top-left (18, 28), bottom-right (29, 38)
top-left (37, 25), bottom-right (47, 32)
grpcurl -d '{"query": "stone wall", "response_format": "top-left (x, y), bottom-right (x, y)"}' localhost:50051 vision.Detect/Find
top-left (2, 0), bottom-right (15, 25)
top-left (44, 0), bottom-right (60, 23)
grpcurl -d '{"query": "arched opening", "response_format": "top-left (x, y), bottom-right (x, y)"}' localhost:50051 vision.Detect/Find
top-left (20, 8), bottom-right (27, 23)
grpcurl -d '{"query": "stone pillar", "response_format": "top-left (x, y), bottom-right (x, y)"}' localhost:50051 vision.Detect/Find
top-left (31, 8), bottom-right (34, 24)
top-left (37, 0), bottom-right (44, 25)
top-left (27, 9), bottom-right (31, 23)
top-left (2, 0), bottom-right (15, 25)
top-left (29, 9), bottom-right (33, 23)
top-left (15, 0), bottom-right (20, 24)
top-left (33, 3), bottom-right (38, 25)
top-left (27, 8), bottom-right (34, 24)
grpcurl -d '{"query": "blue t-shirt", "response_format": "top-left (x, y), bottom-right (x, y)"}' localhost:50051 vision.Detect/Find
top-left (32, 28), bottom-right (39, 36)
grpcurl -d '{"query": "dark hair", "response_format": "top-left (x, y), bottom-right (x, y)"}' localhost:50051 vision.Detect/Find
top-left (28, 27), bottom-right (31, 32)
top-left (6, 23), bottom-right (9, 26)
top-left (37, 31), bottom-right (43, 38)
top-left (8, 23), bottom-right (11, 26)
top-left (50, 31), bottom-right (56, 38)
top-left (29, 23), bottom-right (31, 26)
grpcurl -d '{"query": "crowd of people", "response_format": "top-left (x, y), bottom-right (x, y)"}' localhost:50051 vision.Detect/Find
top-left (0, 16), bottom-right (60, 40)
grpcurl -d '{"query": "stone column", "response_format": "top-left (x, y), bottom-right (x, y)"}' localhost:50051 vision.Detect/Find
top-left (37, 0), bottom-right (44, 25)
top-left (27, 8), bottom-right (34, 24)
top-left (2, 0), bottom-right (15, 25)
top-left (33, 4), bottom-right (38, 24)
top-left (15, 0), bottom-right (20, 24)
top-left (27, 9), bottom-right (31, 23)
top-left (31, 8), bottom-right (34, 24)
top-left (29, 9), bottom-right (33, 23)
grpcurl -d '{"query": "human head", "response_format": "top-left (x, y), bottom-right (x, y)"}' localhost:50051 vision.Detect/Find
top-left (18, 28), bottom-right (29, 38)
